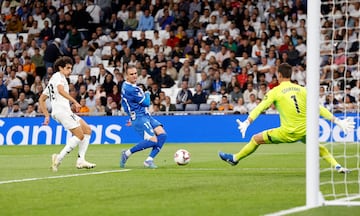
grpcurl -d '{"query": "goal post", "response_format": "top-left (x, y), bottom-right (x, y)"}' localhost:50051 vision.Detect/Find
top-left (307, 0), bottom-right (360, 208)
top-left (267, 1), bottom-right (360, 215)
top-left (306, 0), bottom-right (321, 208)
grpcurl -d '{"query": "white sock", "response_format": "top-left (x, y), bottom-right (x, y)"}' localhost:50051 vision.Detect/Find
top-left (78, 134), bottom-right (90, 161)
top-left (125, 149), bottom-right (132, 157)
top-left (146, 156), bottom-right (153, 161)
top-left (58, 136), bottom-right (81, 162)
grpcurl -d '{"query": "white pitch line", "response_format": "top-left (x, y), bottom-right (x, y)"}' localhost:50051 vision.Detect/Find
top-left (0, 169), bottom-right (131, 185)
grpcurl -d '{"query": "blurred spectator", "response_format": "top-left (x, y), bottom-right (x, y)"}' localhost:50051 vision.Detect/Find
top-left (233, 97), bottom-right (248, 114)
top-left (117, 4), bottom-right (129, 23)
top-left (31, 76), bottom-right (45, 95)
top-left (0, 78), bottom-right (8, 101)
top-left (92, 98), bottom-right (106, 115)
top-left (39, 20), bottom-right (53, 42)
top-left (27, 20), bottom-right (40, 43)
top-left (124, 10), bottom-right (138, 31)
top-left (23, 83), bottom-right (35, 104)
top-left (72, 3), bottom-right (92, 40)
top-left (31, 48), bottom-right (46, 80)
top-left (243, 82), bottom-right (258, 104)
top-left (149, 82), bottom-right (161, 101)
top-left (63, 26), bottom-right (85, 55)
top-left (24, 103), bottom-right (37, 117)
top-left (155, 66), bottom-right (175, 88)
top-left (218, 95), bottom-right (234, 112)
top-left (0, 97), bottom-right (13, 116)
top-left (176, 80), bottom-right (193, 108)
top-left (85, 88), bottom-right (96, 109)
top-left (160, 95), bottom-right (176, 113)
top-left (246, 93), bottom-right (258, 113)
top-left (137, 9), bottom-right (154, 31)
top-left (108, 85), bottom-right (121, 106)
top-left (108, 101), bottom-right (121, 116)
top-left (5, 69), bottom-right (22, 100)
top-left (86, 0), bottom-right (102, 33)
top-left (198, 71), bottom-right (212, 94)
top-left (209, 100), bottom-right (218, 112)
top-left (23, 56), bottom-right (36, 86)
top-left (6, 15), bottom-right (22, 33)
top-left (229, 85), bottom-right (243, 104)
top-left (84, 47), bottom-right (102, 68)
top-left (8, 102), bottom-right (23, 117)
top-left (43, 38), bottom-right (62, 70)
top-left (72, 55), bottom-right (86, 75)
top-left (102, 73), bottom-right (116, 96)
top-left (192, 83), bottom-right (207, 107)
top-left (78, 98), bottom-right (90, 116)
top-left (210, 71), bottom-right (226, 95)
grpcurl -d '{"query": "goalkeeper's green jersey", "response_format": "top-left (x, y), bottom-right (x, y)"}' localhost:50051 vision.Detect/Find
top-left (249, 81), bottom-right (333, 134)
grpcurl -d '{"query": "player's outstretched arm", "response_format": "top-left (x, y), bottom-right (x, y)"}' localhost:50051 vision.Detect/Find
top-left (39, 94), bottom-right (50, 125)
top-left (320, 106), bottom-right (355, 135)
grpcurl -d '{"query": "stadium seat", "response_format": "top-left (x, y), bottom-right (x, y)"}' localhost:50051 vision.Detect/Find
top-left (90, 67), bottom-right (100, 77)
top-left (145, 30), bottom-right (154, 40)
top-left (175, 104), bottom-right (184, 111)
top-left (185, 103), bottom-right (198, 111)
top-left (207, 94), bottom-right (222, 104)
top-left (69, 74), bottom-right (79, 84)
top-left (117, 31), bottom-right (128, 41)
top-left (199, 103), bottom-right (210, 111)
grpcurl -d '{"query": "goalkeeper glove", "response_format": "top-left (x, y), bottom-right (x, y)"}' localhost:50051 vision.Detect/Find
top-left (334, 117), bottom-right (355, 135)
top-left (236, 119), bottom-right (250, 138)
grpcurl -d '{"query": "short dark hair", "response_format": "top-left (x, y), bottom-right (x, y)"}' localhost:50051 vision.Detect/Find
top-left (278, 63), bottom-right (292, 78)
top-left (125, 65), bottom-right (137, 75)
top-left (54, 56), bottom-right (73, 71)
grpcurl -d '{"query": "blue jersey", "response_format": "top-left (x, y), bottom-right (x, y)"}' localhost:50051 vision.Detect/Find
top-left (121, 81), bottom-right (162, 139)
top-left (121, 81), bottom-right (150, 119)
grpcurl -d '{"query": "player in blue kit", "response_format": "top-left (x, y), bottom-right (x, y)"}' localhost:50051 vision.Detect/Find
top-left (120, 66), bottom-right (167, 168)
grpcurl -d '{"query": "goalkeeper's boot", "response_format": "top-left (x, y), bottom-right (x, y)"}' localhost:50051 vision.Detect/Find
top-left (51, 154), bottom-right (60, 172)
top-left (144, 160), bottom-right (158, 169)
top-left (219, 152), bottom-right (238, 166)
top-left (120, 150), bottom-right (128, 168)
top-left (76, 158), bottom-right (96, 169)
top-left (335, 165), bottom-right (351, 174)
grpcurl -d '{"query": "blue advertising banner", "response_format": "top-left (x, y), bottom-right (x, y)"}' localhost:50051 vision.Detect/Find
top-left (0, 114), bottom-right (358, 145)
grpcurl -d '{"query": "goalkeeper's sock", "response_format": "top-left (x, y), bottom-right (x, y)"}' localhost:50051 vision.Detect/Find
top-left (78, 134), bottom-right (90, 160)
top-left (319, 144), bottom-right (339, 167)
top-left (149, 133), bottom-right (167, 158)
top-left (58, 136), bottom-right (81, 162)
top-left (130, 139), bottom-right (157, 154)
top-left (234, 138), bottom-right (259, 162)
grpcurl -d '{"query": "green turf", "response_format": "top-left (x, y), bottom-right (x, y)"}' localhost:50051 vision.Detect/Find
top-left (0, 143), bottom-right (359, 216)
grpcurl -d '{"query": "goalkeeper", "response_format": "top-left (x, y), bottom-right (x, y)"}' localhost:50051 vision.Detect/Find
top-left (219, 63), bottom-right (355, 173)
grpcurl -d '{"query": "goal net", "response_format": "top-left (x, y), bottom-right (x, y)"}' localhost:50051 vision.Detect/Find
top-left (318, 0), bottom-right (360, 206)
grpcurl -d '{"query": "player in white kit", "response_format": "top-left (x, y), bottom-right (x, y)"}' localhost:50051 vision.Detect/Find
top-left (39, 56), bottom-right (96, 172)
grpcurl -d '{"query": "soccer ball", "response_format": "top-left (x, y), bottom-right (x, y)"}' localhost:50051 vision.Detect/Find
top-left (174, 149), bottom-right (191, 165)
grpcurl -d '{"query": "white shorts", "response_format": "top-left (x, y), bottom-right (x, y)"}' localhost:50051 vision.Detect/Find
top-left (52, 111), bottom-right (81, 130)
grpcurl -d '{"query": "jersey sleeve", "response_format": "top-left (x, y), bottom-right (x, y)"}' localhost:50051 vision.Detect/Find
top-left (319, 106), bottom-right (334, 120)
top-left (43, 84), bottom-right (50, 96)
top-left (249, 90), bottom-right (275, 121)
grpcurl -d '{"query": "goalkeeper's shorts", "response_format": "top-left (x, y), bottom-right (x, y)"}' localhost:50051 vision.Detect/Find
top-left (262, 127), bottom-right (306, 144)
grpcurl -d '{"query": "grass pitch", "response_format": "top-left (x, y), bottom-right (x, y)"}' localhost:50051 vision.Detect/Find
top-left (0, 143), bottom-right (359, 216)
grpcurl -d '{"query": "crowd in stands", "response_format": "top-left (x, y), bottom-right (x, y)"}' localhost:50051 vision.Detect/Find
top-left (0, 0), bottom-right (359, 117)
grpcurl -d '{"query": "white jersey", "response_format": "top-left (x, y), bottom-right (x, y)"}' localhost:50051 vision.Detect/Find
top-left (43, 72), bottom-right (72, 114)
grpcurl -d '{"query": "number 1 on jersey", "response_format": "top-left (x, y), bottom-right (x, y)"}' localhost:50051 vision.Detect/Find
top-left (291, 95), bottom-right (300, 113)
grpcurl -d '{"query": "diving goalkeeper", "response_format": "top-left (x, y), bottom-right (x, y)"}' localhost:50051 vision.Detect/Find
top-left (219, 63), bottom-right (355, 173)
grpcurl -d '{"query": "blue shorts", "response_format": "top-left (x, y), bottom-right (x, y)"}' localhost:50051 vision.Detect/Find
top-left (132, 115), bottom-right (162, 139)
